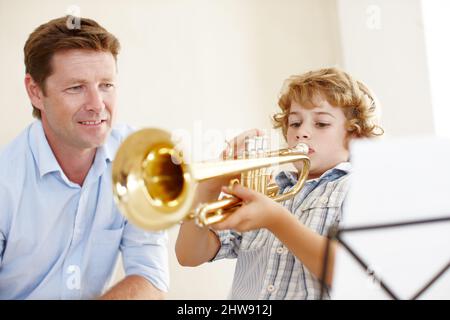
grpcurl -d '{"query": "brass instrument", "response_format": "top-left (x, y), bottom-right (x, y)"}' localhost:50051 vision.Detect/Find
top-left (112, 128), bottom-right (310, 230)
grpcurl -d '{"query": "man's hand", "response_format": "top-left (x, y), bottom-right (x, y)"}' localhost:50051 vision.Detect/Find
top-left (99, 275), bottom-right (166, 300)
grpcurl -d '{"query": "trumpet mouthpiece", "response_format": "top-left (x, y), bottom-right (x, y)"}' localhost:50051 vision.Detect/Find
top-left (294, 143), bottom-right (309, 155)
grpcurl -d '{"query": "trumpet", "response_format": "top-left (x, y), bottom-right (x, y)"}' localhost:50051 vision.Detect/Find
top-left (112, 128), bottom-right (310, 230)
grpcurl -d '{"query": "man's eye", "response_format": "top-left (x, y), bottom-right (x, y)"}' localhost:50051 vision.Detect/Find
top-left (101, 83), bottom-right (115, 90)
top-left (66, 85), bottom-right (83, 93)
top-left (316, 122), bottom-right (330, 128)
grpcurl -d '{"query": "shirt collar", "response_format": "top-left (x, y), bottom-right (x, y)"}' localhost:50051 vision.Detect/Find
top-left (275, 161), bottom-right (352, 189)
top-left (29, 121), bottom-right (113, 179)
top-left (98, 139), bottom-right (113, 164)
top-left (29, 121), bottom-right (62, 178)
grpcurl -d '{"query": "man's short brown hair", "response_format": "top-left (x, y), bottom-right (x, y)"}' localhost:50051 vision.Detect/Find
top-left (24, 16), bottom-right (121, 119)
top-left (273, 67), bottom-right (384, 139)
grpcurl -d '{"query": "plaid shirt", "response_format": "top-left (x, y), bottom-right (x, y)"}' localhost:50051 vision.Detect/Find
top-left (212, 162), bottom-right (351, 300)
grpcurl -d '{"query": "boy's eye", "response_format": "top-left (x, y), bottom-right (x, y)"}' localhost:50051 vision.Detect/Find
top-left (289, 122), bottom-right (301, 128)
top-left (315, 122), bottom-right (330, 128)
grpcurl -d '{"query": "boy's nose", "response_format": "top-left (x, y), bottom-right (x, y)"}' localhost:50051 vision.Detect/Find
top-left (296, 131), bottom-right (310, 140)
top-left (297, 134), bottom-right (309, 139)
top-left (296, 123), bottom-right (312, 140)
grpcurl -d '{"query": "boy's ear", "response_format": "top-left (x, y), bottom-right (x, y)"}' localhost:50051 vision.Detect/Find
top-left (344, 125), bottom-right (359, 149)
top-left (344, 132), bottom-right (354, 149)
top-left (346, 122), bottom-right (360, 137)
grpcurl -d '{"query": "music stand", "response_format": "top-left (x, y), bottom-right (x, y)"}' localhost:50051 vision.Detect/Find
top-left (320, 137), bottom-right (450, 300)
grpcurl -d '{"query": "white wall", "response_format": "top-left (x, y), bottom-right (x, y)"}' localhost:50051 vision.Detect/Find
top-left (0, 0), bottom-right (340, 299)
top-left (336, 0), bottom-right (435, 137)
top-left (421, 0), bottom-right (450, 139)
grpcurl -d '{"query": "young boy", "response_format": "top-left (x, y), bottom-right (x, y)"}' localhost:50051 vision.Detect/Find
top-left (175, 67), bottom-right (383, 299)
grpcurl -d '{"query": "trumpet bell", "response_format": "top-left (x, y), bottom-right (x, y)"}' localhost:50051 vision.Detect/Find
top-left (112, 128), bottom-right (197, 230)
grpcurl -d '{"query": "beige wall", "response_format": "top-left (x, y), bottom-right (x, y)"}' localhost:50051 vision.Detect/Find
top-left (0, 0), bottom-right (437, 299)
top-left (336, 0), bottom-right (435, 137)
top-left (0, 0), bottom-right (341, 299)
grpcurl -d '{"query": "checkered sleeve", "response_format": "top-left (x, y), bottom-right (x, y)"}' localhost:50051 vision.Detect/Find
top-left (209, 229), bottom-right (242, 261)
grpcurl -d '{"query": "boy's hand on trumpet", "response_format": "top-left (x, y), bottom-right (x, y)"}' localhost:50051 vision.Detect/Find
top-left (210, 183), bottom-right (287, 233)
top-left (220, 128), bottom-right (265, 160)
top-left (194, 129), bottom-right (264, 205)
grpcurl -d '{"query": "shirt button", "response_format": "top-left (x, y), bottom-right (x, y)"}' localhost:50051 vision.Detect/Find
top-left (320, 197), bottom-right (328, 204)
top-left (276, 247), bottom-right (284, 254)
top-left (267, 285), bottom-right (276, 293)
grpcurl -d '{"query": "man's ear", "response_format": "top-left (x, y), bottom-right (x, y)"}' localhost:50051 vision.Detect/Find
top-left (24, 74), bottom-right (45, 112)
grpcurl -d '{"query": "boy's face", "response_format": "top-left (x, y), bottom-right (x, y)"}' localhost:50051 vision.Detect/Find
top-left (286, 95), bottom-right (350, 179)
top-left (30, 49), bottom-right (117, 151)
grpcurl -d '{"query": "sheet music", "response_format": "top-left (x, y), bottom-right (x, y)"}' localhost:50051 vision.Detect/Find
top-left (332, 137), bottom-right (450, 299)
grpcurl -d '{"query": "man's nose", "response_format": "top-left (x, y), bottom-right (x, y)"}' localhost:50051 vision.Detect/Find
top-left (85, 86), bottom-right (105, 113)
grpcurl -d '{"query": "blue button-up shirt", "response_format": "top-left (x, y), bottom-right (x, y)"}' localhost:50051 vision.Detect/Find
top-left (0, 121), bottom-right (169, 299)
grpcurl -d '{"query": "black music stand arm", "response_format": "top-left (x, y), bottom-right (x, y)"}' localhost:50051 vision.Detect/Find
top-left (319, 216), bottom-right (450, 300)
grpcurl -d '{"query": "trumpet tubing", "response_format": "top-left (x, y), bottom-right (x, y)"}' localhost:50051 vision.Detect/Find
top-left (112, 128), bottom-right (310, 230)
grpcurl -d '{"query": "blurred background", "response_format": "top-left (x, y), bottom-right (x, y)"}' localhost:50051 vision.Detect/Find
top-left (0, 0), bottom-right (448, 299)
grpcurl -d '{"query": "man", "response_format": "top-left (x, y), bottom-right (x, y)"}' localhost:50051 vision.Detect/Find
top-left (0, 16), bottom-right (169, 299)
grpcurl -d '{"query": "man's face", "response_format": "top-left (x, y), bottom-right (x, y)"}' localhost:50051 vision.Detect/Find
top-left (38, 49), bottom-right (117, 150)
top-left (286, 95), bottom-right (350, 179)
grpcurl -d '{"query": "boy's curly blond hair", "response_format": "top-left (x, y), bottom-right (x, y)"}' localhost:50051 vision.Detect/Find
top-left (273, 67), bottom-right (384, 139)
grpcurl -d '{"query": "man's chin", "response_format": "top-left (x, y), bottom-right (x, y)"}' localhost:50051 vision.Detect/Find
top-left (77, 135), bottom-right (109, 149)
top-left (76, 127), bottom-right (111, 148)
